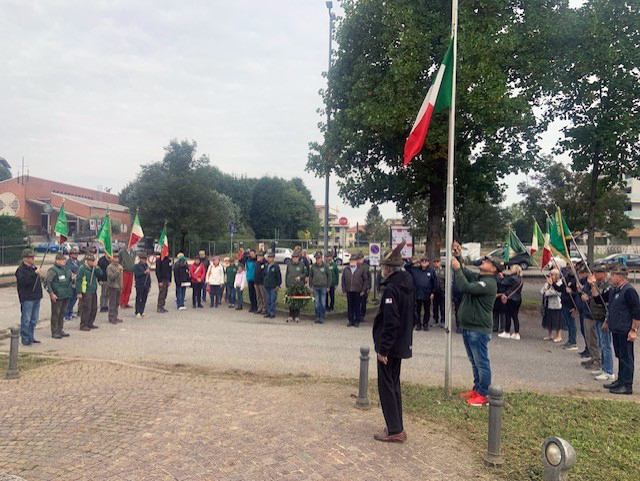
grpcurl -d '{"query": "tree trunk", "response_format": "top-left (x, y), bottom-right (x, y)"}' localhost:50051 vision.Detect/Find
top-left (587, 143), bottom-right (601, 264)
top-left (425, 161), bottom-right (447, 262)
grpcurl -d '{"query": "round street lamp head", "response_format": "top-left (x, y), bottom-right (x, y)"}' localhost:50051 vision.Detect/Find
top-left (326, 1), bottom-right (332, 9)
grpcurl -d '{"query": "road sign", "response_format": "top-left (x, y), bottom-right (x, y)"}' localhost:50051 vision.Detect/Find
top-left (230, 224), bottom-right (236, 235)
top-left (369, 243), bottom-right (381, 266)
top-left (339, 217), bottom-right (348, 226)
top-left (390, 227), bottom-right (413, 259)
top-left (89, 218), bottom-right (96, 231)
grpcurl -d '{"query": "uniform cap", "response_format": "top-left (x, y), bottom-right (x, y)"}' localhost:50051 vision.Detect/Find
top-left (266, 251), bottom-right (275, 258)
top-left (22, 249), bottom-right (35, 258)
top-left (55, 253), bottom-right (66, 260)
top-left (610, 264), bottom-right (628, 276)
top-left (593, 265), bottom-right (607, 273)
top-left (357, 252), bottom-right (364, 259)
top-left (482, 255), bottom-right (503, 273)
top-left (85, 254), bottom-right (95, 261)
top-left (314, 251), bottom-right (323, 259)
top-left (381, 241), bottom-right (405, 266)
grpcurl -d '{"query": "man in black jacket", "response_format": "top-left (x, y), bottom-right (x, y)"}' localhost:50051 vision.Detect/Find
top-left (134, 254), bottom-right (152, 318)
top-left (15, 249), bottom-right (43, 345)
top-left (156, 253), bottom-right (172, 313)
top-left (97, 253), bottom-right (110, 312)
top-left (373, 241), bottom-right (414, 443)
top-left (405, 257), bottom-right (436, 331)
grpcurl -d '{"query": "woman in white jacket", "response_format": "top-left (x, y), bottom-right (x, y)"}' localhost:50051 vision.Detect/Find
top-left (206, 257), bottom-right (225, 308)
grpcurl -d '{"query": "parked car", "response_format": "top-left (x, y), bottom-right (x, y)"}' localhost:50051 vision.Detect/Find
top-left (335, 249), bottom-right (351, 266)
top-left (594, 253), bottom-right (640, 268)
top-left (273, 247), bottom-right (293, 264)
top-left (34, 242), bottom-right (60, 253)
top-left (61, 242), bottom-right (79, 254)
top-left (481, 248), bottom-right (532, 270)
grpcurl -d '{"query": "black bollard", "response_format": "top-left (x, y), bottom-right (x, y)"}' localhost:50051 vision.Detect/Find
top-left (355, 345), bottom-right (370, 409)
top-left (484, 384), bottom-right (504, 467)
top-left (6, 326), bottom-right (20, 379)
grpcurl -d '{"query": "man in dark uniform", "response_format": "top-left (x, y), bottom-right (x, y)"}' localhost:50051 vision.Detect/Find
top-left (134, 253), bottom-right (152, 318)
top-left (45, 253), bottom-right (74, 339)
top-left (357, 253), bottom-right (371, 321)
top-left (373, 241), bottom-right (414, 443)
top-left (156, 251), bottom-right (172, 313)
top-left (405, 257), bottom-right (436, 331)
top-left (97, 253), bottom-right (110, 312)
top-left (591, 265), bottom-right (639, 395)
top-left (15, 249), bottom-right (43, 345)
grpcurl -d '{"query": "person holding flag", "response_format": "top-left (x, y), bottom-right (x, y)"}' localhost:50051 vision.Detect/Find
top-left (76, 253), bottom-right (103, 331)
top-left (156, 225), bottom-right (172, 313)
top-left (120, 211), bottom-right (144, 309)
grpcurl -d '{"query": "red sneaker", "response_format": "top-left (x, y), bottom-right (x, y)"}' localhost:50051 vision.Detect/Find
top-left (467, 393), bottom-right (489, 407)
top-left (460, 389), bottom-right (476, 399)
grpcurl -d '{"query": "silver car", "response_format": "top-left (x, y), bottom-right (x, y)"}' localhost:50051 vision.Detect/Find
top-left (273, 247), bottom-right (293, 264)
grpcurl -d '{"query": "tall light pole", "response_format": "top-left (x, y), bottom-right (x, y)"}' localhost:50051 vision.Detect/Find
top-left (323, 1), bottom-right (333, 255)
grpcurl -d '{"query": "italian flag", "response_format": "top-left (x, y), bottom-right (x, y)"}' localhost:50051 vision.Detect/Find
top-left (128, 212), bottom-right (144, 248)
top-left (403, 40), bottom-right (454, 166)
top-left (158, 225), bottom-right (169, 260)
top-left (532, 220), bottom-right (552, 268)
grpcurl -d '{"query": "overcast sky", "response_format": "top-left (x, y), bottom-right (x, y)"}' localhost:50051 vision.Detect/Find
top-left (0, 1), bottom-right (567, 225)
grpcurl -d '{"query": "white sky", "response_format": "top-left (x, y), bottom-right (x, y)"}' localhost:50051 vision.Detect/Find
top-left (0, 1), bottom-right (568, 225)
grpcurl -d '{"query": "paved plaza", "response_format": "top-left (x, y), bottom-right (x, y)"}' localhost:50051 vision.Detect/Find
top-left (0, 360), bottom-right (493, 481)
top-left (0, 283), bottom-right (637, 398)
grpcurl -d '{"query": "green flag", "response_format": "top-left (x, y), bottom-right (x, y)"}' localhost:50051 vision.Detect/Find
top-left (54, 203), bottom-right (68, 244)
top-left (548, 210), bottom-right (569, 260)
top-left (96, 211), bottom-right (112, 257)
top-left (504, 228), bottom-right (528, 262)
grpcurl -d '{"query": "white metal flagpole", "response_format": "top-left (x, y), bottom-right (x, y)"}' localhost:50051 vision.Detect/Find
top-left (444, 0), bottom-right (459, 396)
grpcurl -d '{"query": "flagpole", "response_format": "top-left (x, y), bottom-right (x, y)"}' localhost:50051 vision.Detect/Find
top-left (444, 0), bottom-right (458, 397)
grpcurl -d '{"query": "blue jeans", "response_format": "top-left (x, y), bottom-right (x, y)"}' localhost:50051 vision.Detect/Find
top-left (265, 287), bottom-right (277, 316)
top-left (201, 283), bottom-right (207, 302)
top-left (313, 287), bottom-right (327, 320)
top-left (462, 329), bottom-right (492, 397)
top-left (235, 288), bottom-right (244, 308)
top-left (65, 288), bottom-right (77, 319)
top-left (228, 286), bottom-right (236, 305)
top-left (176, 286), bottom-right (186, 308)
top-left (595, 321), bottom-right (614, 375)
top-left (20, 299), bottom-right (41, 343)
top-left (562, 306), bottom-right (577, 345)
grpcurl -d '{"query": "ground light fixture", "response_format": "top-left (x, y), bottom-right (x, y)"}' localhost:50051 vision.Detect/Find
top-left (542, 437), bottom-right (576, 481)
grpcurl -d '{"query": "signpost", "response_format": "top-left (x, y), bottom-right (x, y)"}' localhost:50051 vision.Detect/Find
top-left (369, 243), bottom-right (381, 301)
top-left (230, 223), bottom-right (235, 256)
top-left (390, 226), bottom-right (413, 259)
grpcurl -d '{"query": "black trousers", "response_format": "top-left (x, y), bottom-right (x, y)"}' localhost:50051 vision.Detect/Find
top-left (248, 281), bottom-right (257, 311)
top-left (192, 282), bottom-right (203, 307)
top-left (135, 286), bottom-right (149, 314)
top-left (211, 285), bottom-right (223, 307)
top-left (326, 285), bottom-right (336, 310)
top-left (493, 300), bottom-right (506, 332)
top-left (360, 291), bottom-right (369, 319)
top-left (415, 299), bottom-right (430, 327)
top-left (377, 357), bottom-right (403, 435)
top-left (612, 332), bottom-right (635, 388)
top-left (347, 292), bottom-right (362, 326)
top-left (433, 290), bottom-right (445, 324)
top-left (504, 299), bottom-right (521, 333)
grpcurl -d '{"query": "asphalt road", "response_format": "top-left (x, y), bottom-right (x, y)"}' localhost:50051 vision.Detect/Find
top-left (1, 276), bottom-right (637, 399)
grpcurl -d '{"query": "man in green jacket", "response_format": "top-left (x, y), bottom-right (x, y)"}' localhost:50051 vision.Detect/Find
top-left (106, 253), bottom-right (124, 324)
top-left (309, 251), bottom-right (331, 324)
top-left (226, 259), bottom-right (238, 308)
top-left (285, 250), bottom-right (307, 322)
top-left (263, 251), bottom-right (282, 319)
top-left (451, 241), bottom-right (500, 407)
top-left (325, 252), bottom-right (339, 311)
top-left (45, 253), bottom-right (74, 339)
top-left (76, 253), bottom-right (103, 331)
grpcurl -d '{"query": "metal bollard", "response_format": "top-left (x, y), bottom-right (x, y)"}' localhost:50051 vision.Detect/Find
top-left (6, 326), bottom-right (20, 379)
top-left (484, 384), bottom-right (504, 467)
top-left (355, 345), bottom-right (370, 409)
top-left (542, 437), bottom-right (576, 481)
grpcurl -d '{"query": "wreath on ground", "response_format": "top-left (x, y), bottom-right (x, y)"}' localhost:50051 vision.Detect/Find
top-left (284, 284), bottom-right (313, 310)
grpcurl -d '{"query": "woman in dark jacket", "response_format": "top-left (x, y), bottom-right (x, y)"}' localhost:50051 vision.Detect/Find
top-left (498, 265), bottom-right (524, 340)
top-left (173, 254), bottom-right (191, 310)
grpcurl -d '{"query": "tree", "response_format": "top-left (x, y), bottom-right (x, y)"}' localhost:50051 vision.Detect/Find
top-left (454, 197), bottom-right (511, 244)
top-left (512, 161), bottom-right (632, 243)
top-left (0, 165), bottom-right (10, 182)
top-left (119, 139), bottom-right (231, 251)
top-left (540, 0), bottom-right (640, 261)
top-left (249, 177), bottom-right (319, 239)
top-left (307, 0), bottom-right (553, 261)
top-left (364, 205), bottom-right (387, 242)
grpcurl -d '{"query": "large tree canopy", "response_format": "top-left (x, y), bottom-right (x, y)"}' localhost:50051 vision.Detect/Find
top-left (308, 0), bottom-right (554, 260)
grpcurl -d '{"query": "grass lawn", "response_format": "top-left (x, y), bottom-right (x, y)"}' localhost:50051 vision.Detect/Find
top-left (399, 384), bottom-right (639, 480)
top-left (0, 352), bottom-right (57, 374)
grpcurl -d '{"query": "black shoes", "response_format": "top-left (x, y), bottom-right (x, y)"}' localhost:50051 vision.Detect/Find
top-left (609, 385), bottom-right (633, 395)
top-left (61, 332), bottom-right (70, 337)
top-left (415, 325), bottom-right (422, 331)
top-left (603, 381), bottom-right (620, 389)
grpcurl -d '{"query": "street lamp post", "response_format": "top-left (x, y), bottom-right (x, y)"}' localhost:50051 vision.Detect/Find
top-left (323, 1), bottom-right (333, 255)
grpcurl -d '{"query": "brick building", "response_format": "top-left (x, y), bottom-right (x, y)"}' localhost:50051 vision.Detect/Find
top-left (0, 176), bottom-right (130, 239)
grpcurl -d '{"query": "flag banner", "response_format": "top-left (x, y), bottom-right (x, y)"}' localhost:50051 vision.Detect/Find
top-left (54, 203), bottom-right (68, 244)
top-left (531, 221), bottom-right (544, 255)
top-left (128, 212), bottom-right (144, 248)
top-left (96, 211), bottom-right (112, 257)
top-left (403, 40), bottom-right (454, 166)
top-left (505, 229), bottom-right (528, 262)
top-left (534, 219), bottom-right (552, 268)
top-left (158, 225), bottom-right (169, 260)
top-left (548, 213), bottom-right (569, 261)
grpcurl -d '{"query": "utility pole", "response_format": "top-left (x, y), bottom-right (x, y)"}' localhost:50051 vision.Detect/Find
top-left (323, 1), bottom-right (334, 256)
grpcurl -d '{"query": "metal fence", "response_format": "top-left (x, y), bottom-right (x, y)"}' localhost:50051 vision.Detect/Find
top-left (0, 237), bottom-right (30, 266)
